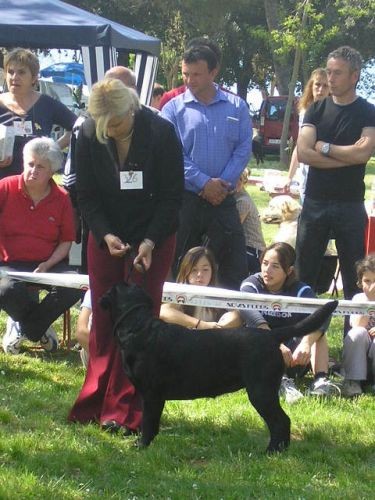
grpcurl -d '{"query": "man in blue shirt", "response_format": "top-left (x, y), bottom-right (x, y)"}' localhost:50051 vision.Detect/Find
top-left (162, 44), bottom-right (252, 289)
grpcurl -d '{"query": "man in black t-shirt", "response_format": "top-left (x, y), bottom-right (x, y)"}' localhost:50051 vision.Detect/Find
top-left (296, 46), bottom-right (375, 303)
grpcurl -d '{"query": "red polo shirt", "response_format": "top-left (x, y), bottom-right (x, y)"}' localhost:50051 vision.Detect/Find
top-left (0, 175), bottom-right (75, 262)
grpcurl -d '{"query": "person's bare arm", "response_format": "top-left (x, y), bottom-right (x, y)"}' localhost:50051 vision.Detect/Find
top-left (160, 303), bottom-right (219, 329)
top-left (217, 311), bottom-right (244, 328)
top-left (297, 125), bottom-right (348, 168)
top-left (285, 146), bottom-right (299, 189)
top-left (76, 307), bottom-right (91, 351)
top-left (291, 329), bottom-right (322, 367)
top-left (315, 127), bottom-right (375, 165)
top-left (34, 241), bottom-right (71, 273)
top-left (56, 131), bottom-right (72, 150)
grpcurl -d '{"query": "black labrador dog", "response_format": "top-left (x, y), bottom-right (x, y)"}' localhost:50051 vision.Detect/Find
top-left (252, 135), bottom-right (265, 165)
top-left (101, 283), bottom-right (337, 453)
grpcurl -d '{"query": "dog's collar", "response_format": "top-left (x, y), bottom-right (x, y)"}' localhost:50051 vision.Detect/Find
top-left (111, 302), bottom-right (148, 336)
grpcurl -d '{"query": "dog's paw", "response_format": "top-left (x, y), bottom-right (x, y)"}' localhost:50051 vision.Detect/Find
top-left (266, 438), bottom-right (290, 454)
top-left (136, 437), bottom-right (150, 449)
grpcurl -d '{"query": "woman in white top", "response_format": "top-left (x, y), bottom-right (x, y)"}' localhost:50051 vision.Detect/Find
top-left (160, 246), bottom-right (242, 329)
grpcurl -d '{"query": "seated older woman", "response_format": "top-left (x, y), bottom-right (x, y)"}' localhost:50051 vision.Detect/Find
top-left (0, 137), bottom-right (82, 354)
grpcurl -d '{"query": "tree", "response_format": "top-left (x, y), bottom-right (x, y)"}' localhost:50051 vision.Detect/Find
top-left (263, 0), bottom-right (294, 95)
top-left (279, 0), bottom-right (311, 167)
top-left (216, 1), bottom-right (271, 100)
top-left (66, 0), bottom-right (375, 104)
top-left (160, 10), bottom-right (186, 89)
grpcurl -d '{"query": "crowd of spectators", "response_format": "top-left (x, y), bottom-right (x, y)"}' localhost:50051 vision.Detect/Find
top-left (1, 40), bottom-right (375, 438)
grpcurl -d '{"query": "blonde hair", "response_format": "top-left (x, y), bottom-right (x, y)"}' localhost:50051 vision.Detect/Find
top-left (4, 48), bottom-right (40, 79)
top-left (88, 78), bottom-right (141, 143)
top-left (298, 68), bottom-right (327, 113)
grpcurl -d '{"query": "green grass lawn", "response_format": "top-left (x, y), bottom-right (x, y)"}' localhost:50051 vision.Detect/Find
top-left (1, 160), bottom-right (375, 499)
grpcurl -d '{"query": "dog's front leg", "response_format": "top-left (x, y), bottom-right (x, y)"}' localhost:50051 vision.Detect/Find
top-left (138, 396), bottom-right (165, 447)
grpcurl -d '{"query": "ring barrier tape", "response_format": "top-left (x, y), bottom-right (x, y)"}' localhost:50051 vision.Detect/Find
top-left (163, 283), bottom-right (375, 316)
top-left (2, 271), bottom-right (374, 316)
top-left (0, 270), bottom-right (89, 290)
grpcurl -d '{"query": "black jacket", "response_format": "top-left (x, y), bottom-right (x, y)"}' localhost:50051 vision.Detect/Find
top-left (75, 106), bottom-right (184, 246)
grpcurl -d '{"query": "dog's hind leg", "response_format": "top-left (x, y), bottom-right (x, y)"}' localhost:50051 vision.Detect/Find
top-left (139, 396), bottom-right (165, 447)
top-left (246, 385), bottom-right (291, 453)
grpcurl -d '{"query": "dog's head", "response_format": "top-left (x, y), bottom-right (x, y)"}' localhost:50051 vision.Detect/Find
top-left (101, 282), bottom-right (153, 322)
top-left (261, 195), bottom-right (301, 224)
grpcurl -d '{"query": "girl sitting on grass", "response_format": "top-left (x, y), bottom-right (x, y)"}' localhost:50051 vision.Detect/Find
top-left (240, 242), bottom-right (340, 403)
top-left (160, 246), bottom-right (242, 329)
top-left (342, 254), bottom-right (375, 397)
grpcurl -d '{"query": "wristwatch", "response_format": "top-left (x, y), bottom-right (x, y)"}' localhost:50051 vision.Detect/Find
top-left (320, 142), bottom-right (331, 157)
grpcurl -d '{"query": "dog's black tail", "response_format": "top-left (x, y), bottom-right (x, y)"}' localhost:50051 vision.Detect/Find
top-left (269, 300), bottom-right (338, 344)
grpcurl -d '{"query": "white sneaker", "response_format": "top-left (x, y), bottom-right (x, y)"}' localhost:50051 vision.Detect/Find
top-left (307, 377), bottom-right (341, 397)
top-left (40, 326), bottom-right (59, 352)
top-left (2, 317), bottom-right (27, 355)
top-left (342, 379), bottom-right (362, 398)
top-left (279, 376), bottom-right (304, 404)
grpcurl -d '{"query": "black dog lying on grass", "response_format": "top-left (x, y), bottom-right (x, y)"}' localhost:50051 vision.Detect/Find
top-left (101, 283), bottom-right (337, 453)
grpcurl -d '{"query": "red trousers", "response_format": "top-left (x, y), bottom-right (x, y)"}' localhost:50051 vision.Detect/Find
top-left (68, 233), bottom-right (175, 429)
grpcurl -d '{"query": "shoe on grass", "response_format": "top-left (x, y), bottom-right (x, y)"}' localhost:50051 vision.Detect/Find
top-left (40, 326), bottom-right (58, 352)
top-left (2, 317), bottom-right (27, 355)
top-left (307, 377), bottom-right (341, 397)
top-left (279, 376), bottom-right (304, 404)
top-left (342, 379), bottom-right (363, 397)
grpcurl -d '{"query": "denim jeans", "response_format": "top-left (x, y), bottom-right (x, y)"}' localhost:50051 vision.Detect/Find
top-left (173, 191), bottom-right (247, 290)
top-left (295, 197), bottom-right (367, 300)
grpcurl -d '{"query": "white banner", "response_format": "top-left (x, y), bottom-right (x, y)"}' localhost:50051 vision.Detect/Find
top-left (1, 271), bottom-right (374, 316)
top-left (162, 283), bottom-right (375, 317)
top-left (0, 270), bottom-right (89, 290)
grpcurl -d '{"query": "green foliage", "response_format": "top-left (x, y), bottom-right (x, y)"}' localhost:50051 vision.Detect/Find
top-left (160, 10), bottom-right (187, 89)
top-left (66, 0), bottom-right (375, 98)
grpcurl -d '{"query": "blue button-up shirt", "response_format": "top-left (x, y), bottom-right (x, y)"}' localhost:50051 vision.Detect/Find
top-left (161, 86), bottom-right (252, 193)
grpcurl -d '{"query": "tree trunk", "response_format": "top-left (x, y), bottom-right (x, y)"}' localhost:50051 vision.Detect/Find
top-left (236, 74), bottom-right (250, 101)
top-left (263, 0), bottom-right (291, 95)
top-left (279, 0), bottom-right (310, 167)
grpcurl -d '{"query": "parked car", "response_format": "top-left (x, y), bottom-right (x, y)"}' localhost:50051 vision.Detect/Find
top-left (252, 95), bottom-right (299, 154)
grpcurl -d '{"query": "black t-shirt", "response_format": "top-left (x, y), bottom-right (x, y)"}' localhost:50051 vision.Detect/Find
top-left (303, 96), bottom-right (375, 202)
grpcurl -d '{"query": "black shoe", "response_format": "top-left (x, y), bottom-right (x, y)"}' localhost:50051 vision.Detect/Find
top-left (101, 420), bottom-right (121, 433)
